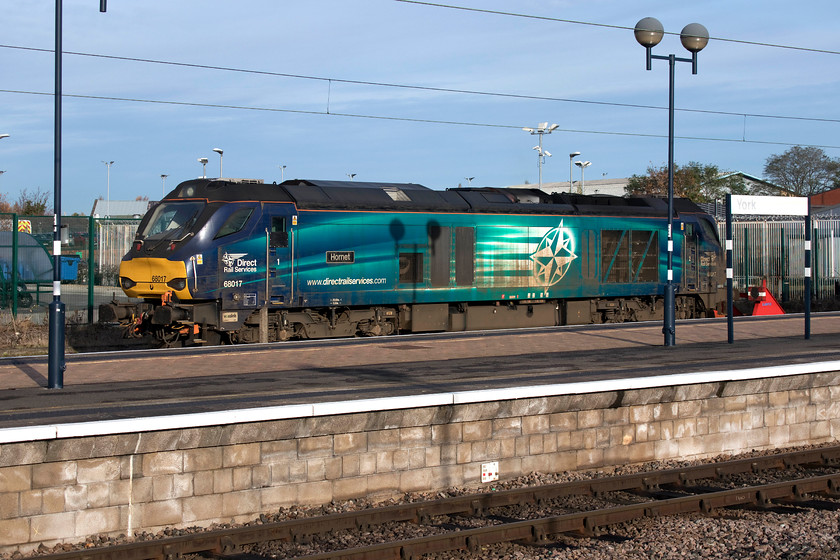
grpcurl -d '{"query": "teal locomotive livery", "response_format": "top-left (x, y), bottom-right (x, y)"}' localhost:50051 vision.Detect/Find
top-left (100, 178), bottom-right (724, 346)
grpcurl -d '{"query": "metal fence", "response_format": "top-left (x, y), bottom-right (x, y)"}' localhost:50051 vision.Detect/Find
top-left (718, 219), bottom-right (840, 303)
top-left (0, 213), bottom-right (141, 323)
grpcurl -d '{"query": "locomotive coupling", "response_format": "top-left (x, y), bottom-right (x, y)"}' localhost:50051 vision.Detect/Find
top-left (152, 305), bottom-right (189, 325)
top-left (98, 302), bottom-right (136, 323)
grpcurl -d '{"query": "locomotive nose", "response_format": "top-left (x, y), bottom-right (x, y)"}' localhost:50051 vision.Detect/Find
top-left (119, 258), bottom-right (192, 300)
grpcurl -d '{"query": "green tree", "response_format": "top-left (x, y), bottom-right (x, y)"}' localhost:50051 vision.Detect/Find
top-left (763, 146), bottom-right (840, 196)
top-left (13, 188), bottom-right (51, 215)
top-left (625, 162), bottom-right (748, 203)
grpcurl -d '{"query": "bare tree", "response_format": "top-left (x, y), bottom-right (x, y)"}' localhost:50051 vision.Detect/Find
top-left (764, 146), bottom-right (840, 196)
top-left (14, 188), bottom-right (52, 215)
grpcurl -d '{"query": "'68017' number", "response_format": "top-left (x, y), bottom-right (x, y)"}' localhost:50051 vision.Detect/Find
top-left (223, 280), bottom-right (243, 288)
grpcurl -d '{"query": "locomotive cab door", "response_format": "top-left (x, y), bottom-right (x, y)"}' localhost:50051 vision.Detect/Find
top-left (267, 214), bottom-right (293, 305)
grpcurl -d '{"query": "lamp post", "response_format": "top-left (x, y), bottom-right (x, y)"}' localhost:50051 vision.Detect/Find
top-left (634, 17), bottom-right (709, 347)
top-left (278, 165), bottom-right (286, 182)
top-left (574, 160), bottom-right (591, 193)
top-left (213, 148), bottom-right (223, 178)
top-left (522, 123), bottom-right (558, 189)
top-left (102, 160), bottom-right (114, 218)
top-left (465, 177), bottom-right (474, 185)
top-left (198, 157), bottom-right (208, 178)
top-left (569, 152), bottom-right (580, 193)
top-left (161, 174), bottom-right (168, 198)
top-left (0, 135), bottom-right (7, 179)
top-left (347, 173), bottom-right (356, 181)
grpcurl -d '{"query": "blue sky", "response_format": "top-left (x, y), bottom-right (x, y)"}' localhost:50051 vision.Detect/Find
top-left (1, 0), bottom-right (839, 215)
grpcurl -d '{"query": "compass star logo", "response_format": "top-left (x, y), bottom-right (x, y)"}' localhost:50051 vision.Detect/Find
top-left (530, 222), bottom-right (577, 286)
top-left (222, 252), bottom-right (247, 268)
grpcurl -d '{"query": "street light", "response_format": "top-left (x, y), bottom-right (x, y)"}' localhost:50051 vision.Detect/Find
top-left (465, 176), bottom-right (475, 185)
top-left (347, 173), bottom-right (356, 181)
top-left (634, 16), bottom-right (709, 347)
top-left (198, 157), bottom-right (208, 178)
top-left (574, 161), bottom-right (591, 193)
top-left (102, 160), bottom-right (114, 218)
top-left (569, 152), bottom-right (580, 193)
top-left (278, 165), bottom-right (286, 182)
top-left (522, 122), bottom-right (559, 189)
top-left (161, 174), bottom-right (168, 198)
top-left (212, 148), bottom-right (223, 178)
top-left (0, 136), bottom-right (9, 181)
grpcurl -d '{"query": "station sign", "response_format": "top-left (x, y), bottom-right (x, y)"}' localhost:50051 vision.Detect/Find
top-left (729, 195), bottom-right (808, 217)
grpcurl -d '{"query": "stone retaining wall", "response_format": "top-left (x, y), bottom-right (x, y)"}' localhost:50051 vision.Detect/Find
top-left (1, 371), bottom-right (840, 553)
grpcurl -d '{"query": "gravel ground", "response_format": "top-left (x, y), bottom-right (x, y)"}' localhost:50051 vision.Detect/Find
top-left (5, 444), bottom-right (840, 560)
top-left (433, 507), bottom-right (840, 559)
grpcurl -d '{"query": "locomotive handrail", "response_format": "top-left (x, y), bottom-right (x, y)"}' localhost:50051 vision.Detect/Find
top-left (290, 228), bottom-right (295, 304)
top-left (264, 227), bottom-right (270, 303)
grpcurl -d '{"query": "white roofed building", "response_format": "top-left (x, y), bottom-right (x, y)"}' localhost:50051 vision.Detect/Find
top-left (508, 177), bottom-right (629, 197)
top-left (91, 199), bottom-right (155, 219)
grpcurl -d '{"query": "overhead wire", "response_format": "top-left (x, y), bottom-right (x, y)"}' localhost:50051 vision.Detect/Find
top-left (4, 88), bottom-right (840, 150)
top-left (395, 0), bottom-right (840, 56)
top-left (0, 42), bottom-right (838, 125)
top-left (0, 3), bottom-right (837, 151)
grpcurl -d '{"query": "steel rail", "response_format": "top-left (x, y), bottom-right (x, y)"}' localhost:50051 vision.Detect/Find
top-left (29, 445), bottom-right (840, 560)
top-left (280, 472), bottom-right (840, 560)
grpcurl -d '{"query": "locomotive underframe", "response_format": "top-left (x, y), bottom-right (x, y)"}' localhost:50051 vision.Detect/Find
top-left (102, 292), bottom-right (710, 347)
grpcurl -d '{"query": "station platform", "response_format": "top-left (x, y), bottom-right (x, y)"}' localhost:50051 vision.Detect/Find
top-left (2, 313), bottom-right (840, 554)
top-left (0, 313), bottom-right (838, 430)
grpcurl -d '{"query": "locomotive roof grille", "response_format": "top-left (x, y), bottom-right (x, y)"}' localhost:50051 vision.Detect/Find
top-left (165, 178), bottom-right (704, 218)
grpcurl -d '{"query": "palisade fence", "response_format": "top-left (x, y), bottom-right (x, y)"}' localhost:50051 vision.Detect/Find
top-left (0, 213), bottom-right (838, 324)
top-left (0, 213), bottom-right (141, 323)
top-left (717, 219), bottom-right (840, 304)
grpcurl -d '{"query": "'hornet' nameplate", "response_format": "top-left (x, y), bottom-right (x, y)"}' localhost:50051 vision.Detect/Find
top-left (326, 251), bottom-right (355, 264)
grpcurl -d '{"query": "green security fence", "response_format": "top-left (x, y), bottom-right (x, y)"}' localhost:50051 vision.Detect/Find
top-left (0, 213), bottom-right (141, 323)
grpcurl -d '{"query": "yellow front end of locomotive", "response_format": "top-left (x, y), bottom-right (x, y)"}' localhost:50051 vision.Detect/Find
top-left (119, 258), bottom-right (193, 300)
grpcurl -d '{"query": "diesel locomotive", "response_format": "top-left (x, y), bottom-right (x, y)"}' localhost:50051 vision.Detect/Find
top-left (100, 178), bottom-right (725, 345)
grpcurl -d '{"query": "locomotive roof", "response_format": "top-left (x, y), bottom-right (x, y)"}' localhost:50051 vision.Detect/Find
top-left (167, 178), bottom-right (707, 218)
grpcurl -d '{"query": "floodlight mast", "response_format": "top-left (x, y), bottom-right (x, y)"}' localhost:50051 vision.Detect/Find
top-left (523, 122), bottom-right (559, 189)
top-left (212, 148), bottom-right (223, 178)
top-left (569, 152), bottom-right (580, 193)
top-left (574, 160), bottom-right (591, 193)
top-left (634, 17), bottom-right (708, 347)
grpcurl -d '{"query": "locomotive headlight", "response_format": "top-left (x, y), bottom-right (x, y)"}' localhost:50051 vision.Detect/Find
top-left (167, 278), bottom-right (187, 291)
top-left (120, 277), bottom-right (137, 289)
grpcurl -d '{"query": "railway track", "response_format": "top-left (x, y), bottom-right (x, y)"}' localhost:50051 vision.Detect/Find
top-left (28, 445), bottom-right (840, 560)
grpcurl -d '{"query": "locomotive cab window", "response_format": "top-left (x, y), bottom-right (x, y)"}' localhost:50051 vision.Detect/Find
top-left (214, 208), bottom-right (253, 239)
top-left (141, 201), bottom-right (205, 239)
top-left (269, 216), bottom-right (288, 248)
